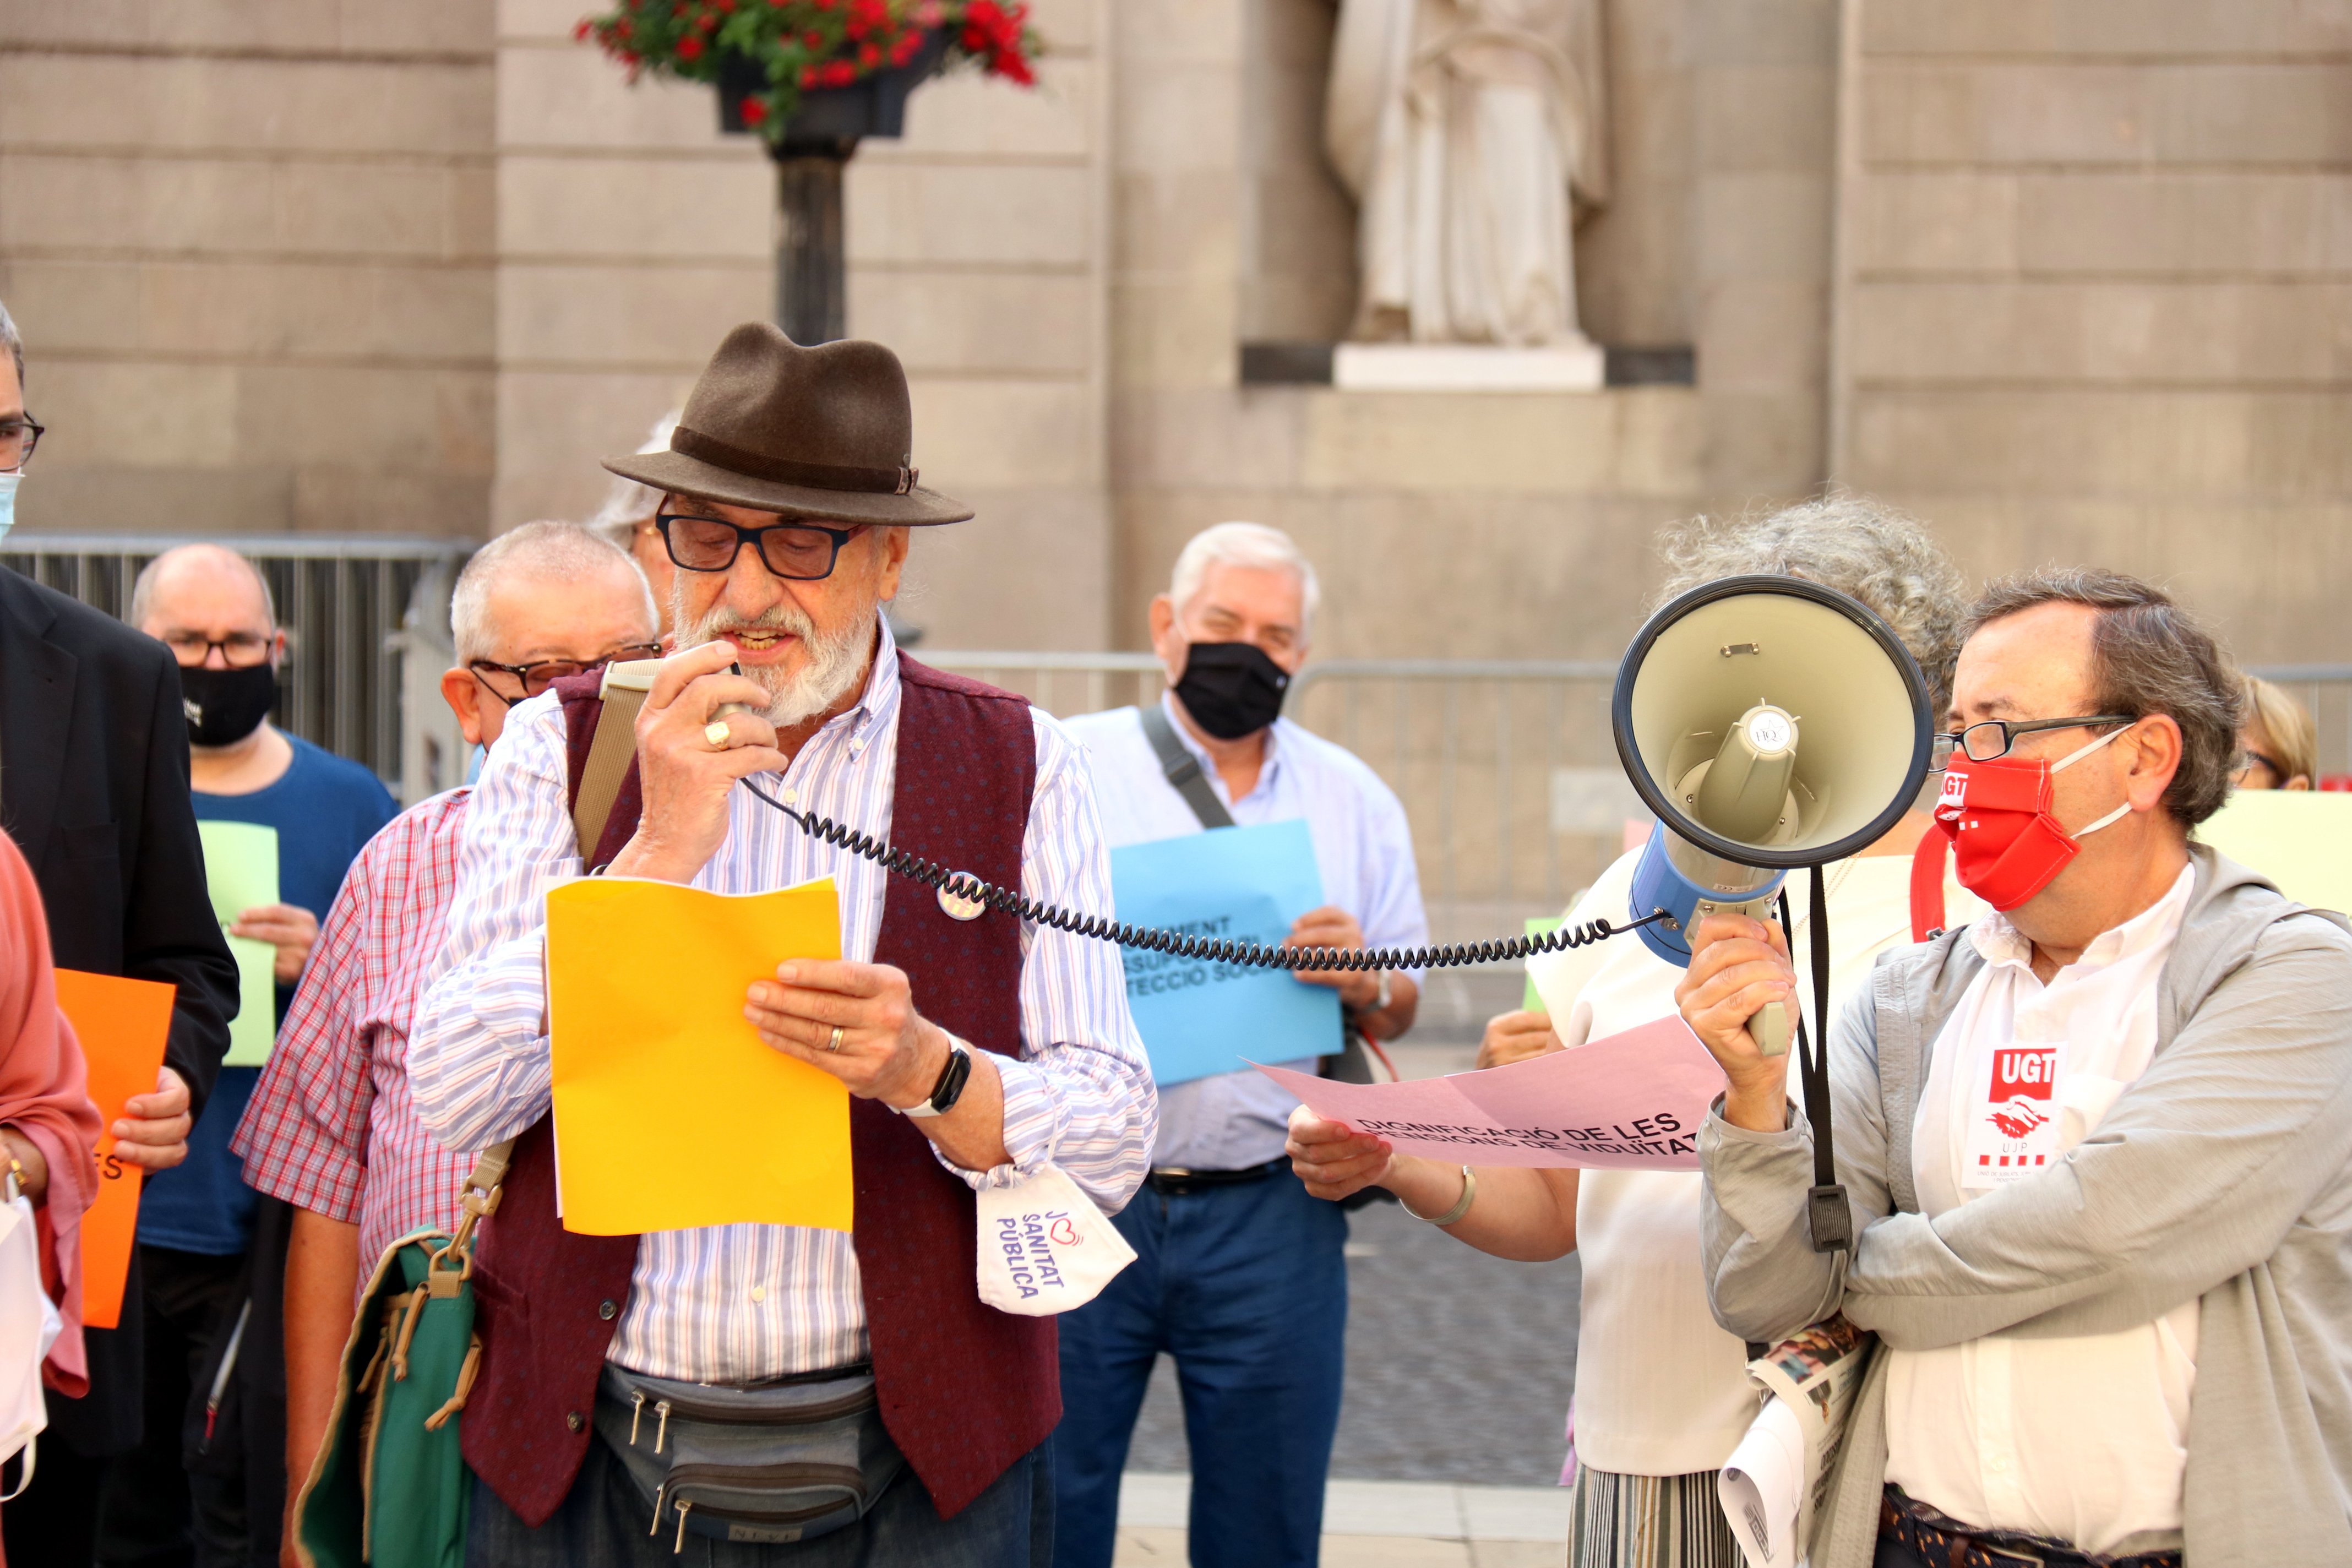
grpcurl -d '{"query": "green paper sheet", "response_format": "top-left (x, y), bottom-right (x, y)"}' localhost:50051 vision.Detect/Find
top-left (197, 820), bottom-right (281, 1066)
top-left (1523, 917), bottom-right (1562, 1012)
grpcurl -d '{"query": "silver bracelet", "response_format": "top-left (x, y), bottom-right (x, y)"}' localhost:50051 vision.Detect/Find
top-left (1399, 1163), bottom-right (1477, 1226)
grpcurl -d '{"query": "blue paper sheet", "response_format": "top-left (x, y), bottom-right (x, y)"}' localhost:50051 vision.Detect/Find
top-left (1110, 819), bottom-right (1343, 1086)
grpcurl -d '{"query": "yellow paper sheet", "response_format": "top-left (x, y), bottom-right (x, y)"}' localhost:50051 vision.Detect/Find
top-left (2196, 790), bottom-right (2352, 916)
top-left (546, 875), bottom-right (852, 1236)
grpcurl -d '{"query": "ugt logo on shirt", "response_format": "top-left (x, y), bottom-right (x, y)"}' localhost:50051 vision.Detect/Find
top-left (1985, 1046), bottom-right (2056, 1142)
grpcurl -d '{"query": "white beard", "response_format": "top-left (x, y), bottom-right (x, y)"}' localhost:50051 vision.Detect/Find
top-left (672, 590), bottom-right (876, 728)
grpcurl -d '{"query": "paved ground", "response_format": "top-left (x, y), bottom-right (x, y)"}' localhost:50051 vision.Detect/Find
top-left (1125, 1199), bottom-right (1582, 1487)
top-left (1115, 1476), bottom-right (1570, 1566)
top-left (1124, 1020), bottom-right (1583, 1489)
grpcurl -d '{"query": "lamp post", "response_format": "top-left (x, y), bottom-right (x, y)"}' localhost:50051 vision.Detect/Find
top-left (717, 35), bottom-right (945, 345)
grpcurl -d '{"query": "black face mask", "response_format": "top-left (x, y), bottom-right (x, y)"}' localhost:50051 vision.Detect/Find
top-left (179, 663), bottom-right (279, 748)
top-left (1172, 641), bottom-right (1291, 741)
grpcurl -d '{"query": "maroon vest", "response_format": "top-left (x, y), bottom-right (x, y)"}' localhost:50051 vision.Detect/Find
top-left (459, 654), bottom-right (1059, 1526)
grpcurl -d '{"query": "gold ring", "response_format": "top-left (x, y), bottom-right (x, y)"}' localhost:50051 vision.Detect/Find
top-left (704, 719), bottom-right (732, 749)
top-left (826, 1026), bottom-right (845, 1053)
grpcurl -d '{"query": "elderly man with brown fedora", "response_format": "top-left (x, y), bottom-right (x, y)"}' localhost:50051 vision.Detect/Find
top-left (409, 324), bottom-right (1157, 1566)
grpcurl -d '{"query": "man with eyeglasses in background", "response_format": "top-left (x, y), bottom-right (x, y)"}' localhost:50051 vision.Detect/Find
top-left (1681, 569), bottom-right (2352, 1568)
top-left (232, 520), bottom-right (660, 1565)
top-left (83, 545), bottom-right (400, 1565)
top-left (0, 298), bottom-right (245, 1565)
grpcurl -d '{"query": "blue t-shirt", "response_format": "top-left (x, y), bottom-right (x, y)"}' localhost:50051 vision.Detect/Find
top-left (144, 734), bottom-right (398, 1255)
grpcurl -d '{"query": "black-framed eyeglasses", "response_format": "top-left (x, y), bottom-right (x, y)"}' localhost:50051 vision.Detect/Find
top-left (160, 631), bottom-right (274, 669)
top-left (469, 642), bottom-right (664, 703)
top-left (1931, 715), bottom-right (2133, 770)
top-left (2233, 748), bottom-right (2288, 787)
top-left (0, 415), bottom-right (44, 472)
top-left (657, 513), bottom-right (863, 581)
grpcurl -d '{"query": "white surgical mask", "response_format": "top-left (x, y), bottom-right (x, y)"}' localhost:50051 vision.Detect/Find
top-left (0, 473), bottom-right (19, 546)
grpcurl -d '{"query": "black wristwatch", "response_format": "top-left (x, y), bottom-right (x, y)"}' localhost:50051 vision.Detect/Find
top-left (897, 1038), bottom-right (972, 1120)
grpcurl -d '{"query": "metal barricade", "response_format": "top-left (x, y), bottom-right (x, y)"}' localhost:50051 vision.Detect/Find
top-left (2, 533), bottom-right (473, 801)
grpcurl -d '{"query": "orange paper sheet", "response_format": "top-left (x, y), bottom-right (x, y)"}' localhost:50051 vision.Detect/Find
top-left (546, 875), bottom-right (853, 1236)
top-left (52, 969), bottom-right (176, 1330)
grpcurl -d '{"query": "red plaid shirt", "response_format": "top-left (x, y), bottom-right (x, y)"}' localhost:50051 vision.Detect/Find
top-left (232, 788), bottom-right (477, 1278)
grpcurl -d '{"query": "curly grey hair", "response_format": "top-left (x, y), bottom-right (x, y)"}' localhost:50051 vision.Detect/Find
top-left (1962, 568), bottom-right (2243, 827)
top-left (1654, 494), bottom-right (1969, 713)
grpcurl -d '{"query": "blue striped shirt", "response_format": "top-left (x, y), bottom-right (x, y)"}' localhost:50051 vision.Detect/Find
top-left (408, 629), bottom-right (1156, 1382)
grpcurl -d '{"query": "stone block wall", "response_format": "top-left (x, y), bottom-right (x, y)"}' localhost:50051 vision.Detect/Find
top-left (1831, 0), bottom-right (2352, 662)
top-left (0, 1), bottom-right (497, 537)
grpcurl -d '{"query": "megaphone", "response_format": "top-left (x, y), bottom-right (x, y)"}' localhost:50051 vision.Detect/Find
top-left (1611, 575), bottom-right (1932, 1053)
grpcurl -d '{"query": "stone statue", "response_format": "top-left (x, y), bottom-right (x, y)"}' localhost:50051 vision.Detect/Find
top-left (1325, 0), bottom-right (1609, 349)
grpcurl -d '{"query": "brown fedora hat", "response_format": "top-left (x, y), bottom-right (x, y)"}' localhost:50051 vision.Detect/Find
top-left (603, 324), bottom-right (972, 526)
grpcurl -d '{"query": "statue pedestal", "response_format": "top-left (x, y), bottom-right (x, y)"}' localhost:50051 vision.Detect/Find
top-left (1332, 339), bottom-right (1605, 393)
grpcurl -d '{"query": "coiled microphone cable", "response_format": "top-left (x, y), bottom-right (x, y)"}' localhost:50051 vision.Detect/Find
top-left (738, 775), bottom-right (1662, 973)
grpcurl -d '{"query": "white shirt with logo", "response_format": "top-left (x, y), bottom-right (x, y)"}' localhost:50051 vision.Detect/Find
top-left (1885, 864), bottom-right (2199, 1554)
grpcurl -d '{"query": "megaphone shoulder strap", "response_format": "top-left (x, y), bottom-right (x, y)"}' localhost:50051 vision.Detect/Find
top-left (1781, 865), bottom-right (1854, 1253)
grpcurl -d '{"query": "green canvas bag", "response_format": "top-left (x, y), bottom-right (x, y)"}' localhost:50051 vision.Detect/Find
top-left (290, 1142), bottom-right (513, 1568)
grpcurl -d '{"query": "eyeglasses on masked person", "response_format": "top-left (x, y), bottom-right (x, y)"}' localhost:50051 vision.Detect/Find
top-left (0, 414), bottom-right (40, 474)
top-left (467, 642), bottom-right (667, 705)
top-left (1930, 715), bottom-right (2133, 771)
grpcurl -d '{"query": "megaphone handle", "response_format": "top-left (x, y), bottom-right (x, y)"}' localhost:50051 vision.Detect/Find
top-left (1749, 1001), bottom-right (1790, 1058)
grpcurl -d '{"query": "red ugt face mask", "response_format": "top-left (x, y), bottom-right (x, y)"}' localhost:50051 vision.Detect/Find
top-left (1910, 726), bottom-right (2131, 930)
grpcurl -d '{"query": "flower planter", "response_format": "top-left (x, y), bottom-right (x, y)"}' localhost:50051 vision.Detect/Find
top-left (716, 31), bottom-right (948, 156)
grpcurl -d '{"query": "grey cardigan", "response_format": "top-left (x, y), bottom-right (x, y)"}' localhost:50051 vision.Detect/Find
top-left (1700, 846), bottom-right (2352, 1567)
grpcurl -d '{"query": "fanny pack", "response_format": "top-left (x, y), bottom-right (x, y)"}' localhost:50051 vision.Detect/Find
top-left (593, 1362), bottom-right (902, 1552)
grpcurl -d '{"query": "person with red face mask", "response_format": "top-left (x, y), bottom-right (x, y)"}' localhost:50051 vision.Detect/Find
top-left (1678, 569), bottom-right (2352, 1568)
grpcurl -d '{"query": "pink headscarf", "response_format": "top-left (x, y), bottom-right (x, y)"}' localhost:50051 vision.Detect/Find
top-left (0, 829), bottom-right (101, 1397)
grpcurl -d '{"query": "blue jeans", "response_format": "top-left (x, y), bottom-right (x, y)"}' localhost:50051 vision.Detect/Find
top-left (1052, 1168), bottom-right (1347, 1568)
top-left (466, 1431), bottom-right (1052, 1567)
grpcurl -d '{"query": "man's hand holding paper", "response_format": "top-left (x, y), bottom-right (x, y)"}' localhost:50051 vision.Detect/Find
top-left (745, 957), bottom-right (1011, 1173)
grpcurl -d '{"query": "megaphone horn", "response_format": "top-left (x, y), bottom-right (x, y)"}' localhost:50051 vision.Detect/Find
top-left (1611, 576), bottom-right (1932, 1054)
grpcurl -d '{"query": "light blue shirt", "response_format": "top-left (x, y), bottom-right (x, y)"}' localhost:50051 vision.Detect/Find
top-left (1064, 695), bottom-right (1428, 1170)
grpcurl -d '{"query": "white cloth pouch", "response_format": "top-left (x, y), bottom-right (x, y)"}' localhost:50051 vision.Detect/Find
top-left (0, 1193), bottom-right (59, 1496)
top-left (975, 1166), bottom-right (1137, 1316)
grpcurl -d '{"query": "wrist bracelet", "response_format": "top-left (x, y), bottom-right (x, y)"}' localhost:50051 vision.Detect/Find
top-left (1399, 1163), bottom-right (1476, 1226)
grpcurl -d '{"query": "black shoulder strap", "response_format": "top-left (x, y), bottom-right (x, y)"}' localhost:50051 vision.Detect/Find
top-left (1137, 703), bottom-right (1234, 830)
top-left (1779, 865), bottom-right (1853, 1253)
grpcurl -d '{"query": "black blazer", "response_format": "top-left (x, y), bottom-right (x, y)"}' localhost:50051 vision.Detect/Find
top-left (0, 565), bottom-right (237, 1453)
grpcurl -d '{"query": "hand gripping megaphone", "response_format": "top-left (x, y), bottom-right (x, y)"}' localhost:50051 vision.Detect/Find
top-left (1611, 575), bottom-right (1934, 1056)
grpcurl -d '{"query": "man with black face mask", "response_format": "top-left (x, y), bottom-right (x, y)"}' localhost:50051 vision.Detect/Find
top-left (111, 544), bottom-right (395, 1566)
top-left (1054, 521), bottom-right (1428, 1568)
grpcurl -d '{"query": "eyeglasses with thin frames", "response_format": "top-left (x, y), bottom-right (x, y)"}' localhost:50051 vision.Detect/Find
top-left (0, 415), bottom-right (44, 473)
top-left (468, 643), bottom-right (665, 703)
top-left (1931, 715), bottom-right (2133, 771)
top-left (656, 514), bottom-right (863, 581)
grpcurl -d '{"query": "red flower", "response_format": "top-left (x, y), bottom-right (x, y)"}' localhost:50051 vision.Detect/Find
top-left (740, 95), bottom-right (767, 124)
top-left (801, 64), bottom-right (818, 84)
top-left (822, 58), bottom-right (856, 85)
top-left (572, 17), bottom-right (592, 40)
top-left (889, 32), bottom-right (918, 62)
top-left (616, 18), bottom-right (633, 38)
top-left (717, 0), bottom-right (736, 10)
top-left (859, 41), bottom-right (880, 65)
top-left (803, 29), bottom-right (823, 47)
top-left (961, 24), bottom-right (983, 48)
top-left (698, 10), bottom-right (718, 29)
top-left (677, 32), bottom-right (705, 57)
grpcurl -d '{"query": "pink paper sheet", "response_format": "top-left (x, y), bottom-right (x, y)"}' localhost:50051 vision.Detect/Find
top-left (1256, 1015), bottom-right (1727, 1170)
